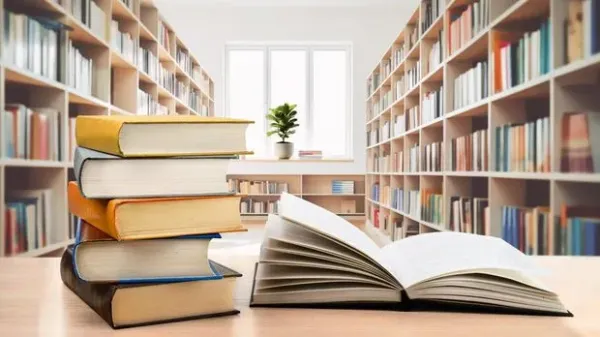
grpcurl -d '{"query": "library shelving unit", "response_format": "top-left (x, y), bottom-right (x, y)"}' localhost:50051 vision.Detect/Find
top-left (227, 174), bottom-right (366, 223)
top-left (365, 0), bottom-right (600, 251)
top-left (0, 0), bottom-right (215, 257)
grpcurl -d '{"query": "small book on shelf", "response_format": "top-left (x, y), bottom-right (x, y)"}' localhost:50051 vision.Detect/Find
top-left (250, 193), bottom-right (572, 316)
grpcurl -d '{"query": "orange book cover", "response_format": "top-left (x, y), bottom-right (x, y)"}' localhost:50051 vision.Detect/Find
top-left (67, 182), bottom-right (245, 240)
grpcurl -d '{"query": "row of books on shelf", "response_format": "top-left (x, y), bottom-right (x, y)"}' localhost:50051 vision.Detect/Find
top-left (176, 46), bottom-right (193, 76)
top-left (158, 21), bottom-right (172, 53)
top-left (372, 153), bottom-right (389, 173)
top-left (3, 10), bottom-right (60, 81)
top-left (566, 0), bottom-right (600, 64)
top-left (240, 199), bottom-right (279, 215)
top-left (392, 45), bottom-right (405, 70)
top-left (448, 0), bottom-right (490, 56)
top-left (495, 117), bottom-right (550, 173)
top-left (501, 205), bottom-right (600, 256)
top-left (426, 29), bottom-right (444, 74)
top-left (4, 190), bottom-right (53, 256)
top-left (451, 129), bottom-right (489, 172)
top-left (332, 181), bottom-right (355, 195)
top-left (421, 0), bottom-right (443, 33)
top-left (367, 73), bottom-right (380, 97)
top-left (408, 144), bottom-right (420, 172)
top-left (561, 112), bottom-right (600, 173)
top-left (138, 46), bottom-right (159, 82)
top-left (111, 21), bottom-right (136, 64)
top-left (228, 179), bottom-right (289, 195)
top-left (394, 76), bottom-right (405, 100)
top-left (70, 0), bottom-right (106, 41)
top-left (381, 59), bottom-right (392, 80)
top-left (406, 61), bottom-right (421, 91)
top-left (3, 104), bottom-right (62, 161)
top-left (137, 89), bottom-right (165, 116)
top-left (454, 60), bottom-right (488, 110)
top-left (391, 187), bottom-right (404, 212)
top-left (422, 86), bottom-right (443, 124)
top-left (449, 197), bottom-right (489, 236)
top-left (67, 41), bottom-right (94, 96)
top-left (408, 106), bottom-right (419, 130)
top-left (493, 18), bottom-right (551, 93)
top-left (423, 141), bottom-right (443, 172)
top-left (421, 190), bottom-right (442, 226)
top-left (393, 114), bottom-right (406, 136)
top-left (407, 25), bottom-right (419, 51)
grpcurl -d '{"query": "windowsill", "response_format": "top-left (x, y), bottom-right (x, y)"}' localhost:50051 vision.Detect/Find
top-left (236, 157), bottom-right (354, 163)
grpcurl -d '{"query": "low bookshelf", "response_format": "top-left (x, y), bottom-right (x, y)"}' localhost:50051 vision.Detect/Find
top-left (0, 0), bottom-right (215, 257)
top-left (366, 0), bottom-right (600, 255)
top-left (228, 174), bottom-right (366, 223)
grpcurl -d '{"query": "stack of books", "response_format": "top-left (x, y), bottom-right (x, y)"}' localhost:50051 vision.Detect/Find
top-left (62, 115), bottom-right (253, 329)
top-left (331, 180), bottom-right (355, 194)
top-left (298, 150), bottom-right (323, 159)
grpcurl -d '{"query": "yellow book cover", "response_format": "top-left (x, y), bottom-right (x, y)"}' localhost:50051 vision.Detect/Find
top-left (75, 115), bottom-right (254, 157)
top-left (67, 182), bottom-right (245, 240)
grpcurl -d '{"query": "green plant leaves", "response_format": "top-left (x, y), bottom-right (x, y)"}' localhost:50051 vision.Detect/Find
top-left (266, 102), bottom-right (300, 142)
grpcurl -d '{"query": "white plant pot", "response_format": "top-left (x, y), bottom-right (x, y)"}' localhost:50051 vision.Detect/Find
top-left (274, 142), bottom-right (294, 159)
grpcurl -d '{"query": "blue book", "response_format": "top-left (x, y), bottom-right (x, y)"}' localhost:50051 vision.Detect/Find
top-left (584, 220), bottom-right (595, 256)
top-left (73, 218), bottom-right (224, 283)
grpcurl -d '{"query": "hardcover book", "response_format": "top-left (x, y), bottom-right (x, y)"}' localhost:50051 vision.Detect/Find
top-left (67, 182), bottom-right (245, 240)
top-left (74, 147), bottom-right (234, 198)
top-left (250, 193), bottom-right (572, 316)
top-left (61, 247), bottom-right (241, 329)
top-left (75, 115), bottom-right (254, 157)
top-left (73, 219), bottom-right (223, 283)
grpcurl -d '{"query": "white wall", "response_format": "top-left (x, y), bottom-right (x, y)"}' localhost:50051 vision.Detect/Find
top-left (155, 1), bottom-right (419, 174)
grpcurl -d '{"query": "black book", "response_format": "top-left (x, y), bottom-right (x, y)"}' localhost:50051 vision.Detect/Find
top-left (250, 193), bottom-right (573, 317)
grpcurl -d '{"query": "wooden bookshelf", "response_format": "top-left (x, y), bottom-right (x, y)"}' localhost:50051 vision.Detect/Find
top-left (365, 0), bottom-right (600, 253)
top-left (228, 174), bottom-right (366, 222)
top-left (0, 0), bottom-right (215, 257)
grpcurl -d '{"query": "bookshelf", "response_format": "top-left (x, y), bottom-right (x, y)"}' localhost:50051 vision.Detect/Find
top-left (228, 174), bottom-right (366, 223)
top-left (0, 0), bottom-right (215, 257)
top-left (366, 0), bottom-right (600, 254)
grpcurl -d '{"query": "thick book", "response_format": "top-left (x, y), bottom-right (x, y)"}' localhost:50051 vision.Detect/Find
top-left (67, 182), bottom-right (245, 240)
top-left (73, 219), bottom-right (223, 283)
top-left (250, 193), bottom-right (572, 316)
top-left (75, 115), bottom-right (254, 157)
top-left (61, 247), bottom-right (241, 329)
top-left (74, 147), bottom-right (233, 198)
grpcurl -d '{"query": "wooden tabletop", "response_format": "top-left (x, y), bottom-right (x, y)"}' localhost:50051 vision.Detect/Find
top-left (1, 246), bottom-right (599, 336)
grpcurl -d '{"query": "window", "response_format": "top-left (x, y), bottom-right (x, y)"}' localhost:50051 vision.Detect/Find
top-left (225, 43), bottom-right (352, 158)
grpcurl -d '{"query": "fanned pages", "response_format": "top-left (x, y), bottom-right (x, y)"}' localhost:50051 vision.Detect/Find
top-left (250, 193), bottom-right (571, 316)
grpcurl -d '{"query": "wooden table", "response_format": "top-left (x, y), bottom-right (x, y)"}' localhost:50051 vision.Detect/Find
top-left (1, 247), bottom-right (599, 336)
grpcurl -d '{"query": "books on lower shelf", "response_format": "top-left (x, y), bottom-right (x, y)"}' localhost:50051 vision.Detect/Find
top-left (159, 64), bottom-right (175, 94)
top-left (422, 86), bottom-right (443, 124)
top-left (368, 128), bottom-right (379, 146)
top-left (380, 120), bottom-right (390, 142)
top-left (407, 106), bottom-right (419, 130)
top-left (393, 114), bottom-right (405, 136)
top-left (566, 0), bottom-right (600, 64)
top-left (427, 30), bottom-right (444, 74)
top-left (176, 46), bottom-right (192, 75)
top-left (391, 187), bottom-right (404, 212)
top-left (450, 197), bottom-right (489, 235)
top-left (560, 112), bottom-right (600, 173)
top-left (493, 18), bottom-right (551, 93)
top-left (4, 189), bottom-right (53, 256)
top-left (3, 10), bottom-right (60, 82)
top-left (558, 205), bottom-right (600, 256)
top-left (379, 185), bottom-right (390, 206)
top-left (3, 104), bottom-right (61, 161)
top-left (423, 141), bottom-right (443, 172)
top-left (453, 60), bottom-right (488, 111)
top-left (137, 89), bottom-right (157, 115)
top-left (408, 143), bottom-right (420, 172)
top-left (158, 21), bottom-right (171, 53)
top-left (67, 40), bottom-right (93, 96)
top-left (421, 0), bottom-right (443, 33)
top-left (371, 183), bottom-right (380, 202)
top-left (138, 46), bottom-right (159, 82)
top-left (374, 152), bottom-right (389, 172)
top-left (111, 20), bottom-right (136, 64)
top-left (332, 180), bottom-right (355, 194)
top-left (241, 199), bottom-right (279, 214)
top-left (406, 61), bottom-right (421, 91)
top-left (392, 151), bottom-right (404, 172)
top-left (421, 190), bottom-right (442, 225)
top-left (395, 76), bottom-right (405, 100)
top-left (393, 218), bottom-right (404, 241)
top-left (448, 0), bottom-right (490, 56)
top-left (408, 189), bottom-right (420, 219)
top-left (228, 179), bottom-right (289, 195)
top-left (451, 129), bottom-right (488, 171)
top-left (495, 117), bottom-right (550, 173)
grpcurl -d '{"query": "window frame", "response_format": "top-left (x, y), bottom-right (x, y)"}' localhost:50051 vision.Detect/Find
top-left (224, 42), bottom-right (353, 159)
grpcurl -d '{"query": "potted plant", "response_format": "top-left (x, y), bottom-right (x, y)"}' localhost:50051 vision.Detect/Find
top-left (266, 103), bottom-right (299, 159)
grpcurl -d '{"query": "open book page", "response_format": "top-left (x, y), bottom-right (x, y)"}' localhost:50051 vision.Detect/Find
top-left (379, 232), bottom-right (549, 291)
top-left (278, 193), bottom-right (398, 281)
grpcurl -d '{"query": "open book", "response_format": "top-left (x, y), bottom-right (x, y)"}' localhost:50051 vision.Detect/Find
top-left (250, 193), bottom-right (571, 316)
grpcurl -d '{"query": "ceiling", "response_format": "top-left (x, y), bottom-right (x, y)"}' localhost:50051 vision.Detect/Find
top-left (154, 0), bottom-right (411, 7)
